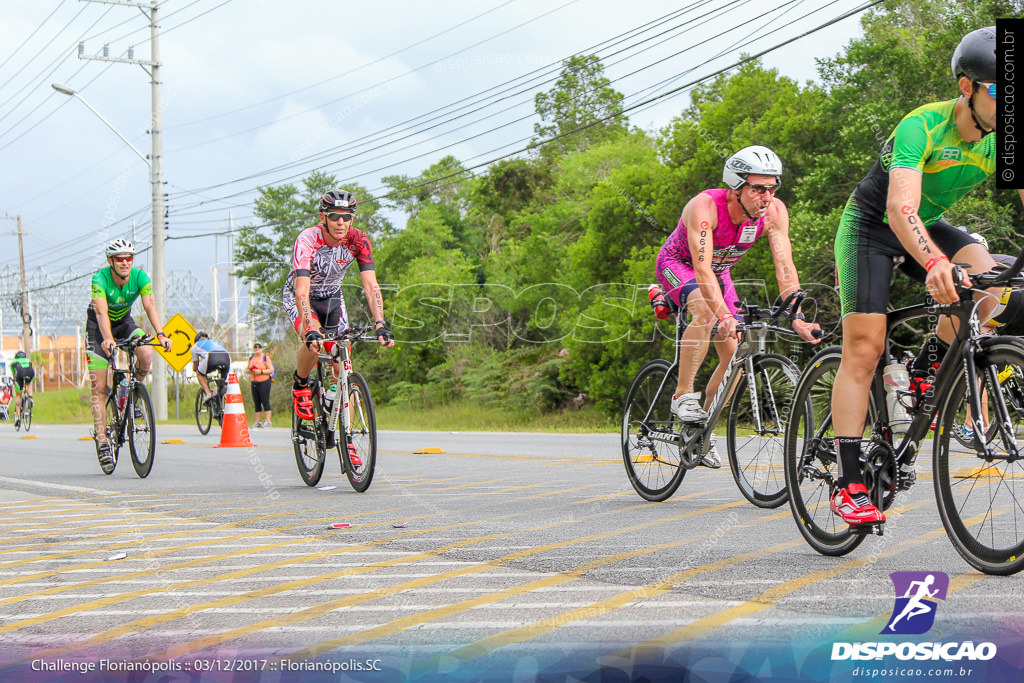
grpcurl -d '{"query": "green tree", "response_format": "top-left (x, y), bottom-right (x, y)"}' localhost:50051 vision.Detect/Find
top-left (533, 55), bottom-right (627, 155)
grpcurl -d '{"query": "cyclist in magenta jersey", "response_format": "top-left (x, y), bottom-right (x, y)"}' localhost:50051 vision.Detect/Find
top-left (829, 27), bottom-right (1024, 527)
top-left (284, 190), bottom-right (394, 424)
top-left (656, 146), bottom-right (821, 467)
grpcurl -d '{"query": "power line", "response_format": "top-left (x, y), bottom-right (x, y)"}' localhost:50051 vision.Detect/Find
top-left (166, 0), bottom-right (520, 130)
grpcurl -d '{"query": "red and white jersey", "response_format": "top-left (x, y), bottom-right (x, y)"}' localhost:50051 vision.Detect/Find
top-left (284, 225), bottom-right (375, 298)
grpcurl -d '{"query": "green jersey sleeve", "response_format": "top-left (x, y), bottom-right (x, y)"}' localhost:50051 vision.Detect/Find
top-left (886, 112), bottom-right (932, 173)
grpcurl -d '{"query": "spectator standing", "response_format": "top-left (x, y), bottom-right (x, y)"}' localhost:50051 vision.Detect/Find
top-left (248, 341), bottom-right (275, 428)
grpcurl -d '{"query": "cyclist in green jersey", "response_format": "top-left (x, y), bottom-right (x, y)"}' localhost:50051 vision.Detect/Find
top-left (829, 27), bottom-right (1023, 526)
top-left (10, 350), bottom-right (33, 428)
top-left (87, 239), bottom-right (172, 471)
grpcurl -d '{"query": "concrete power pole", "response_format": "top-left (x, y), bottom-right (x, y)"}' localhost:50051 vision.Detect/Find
top-left (16, 216), bottom-right (30, 352)
top-left (79, 1), bottom-right (167, 419)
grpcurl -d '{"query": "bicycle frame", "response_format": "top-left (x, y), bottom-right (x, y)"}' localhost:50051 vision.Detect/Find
top-left (639, 299), bottom-right (798, 466)
top-left (878, 299), bottom-right (1024, 472)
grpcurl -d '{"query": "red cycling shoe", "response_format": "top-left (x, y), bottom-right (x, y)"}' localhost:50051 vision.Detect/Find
top-left (347, 443), bottom-right (363, 468)
top-left (292, 386), bottom-right (314, 420)
top-left (831, 483), bottom-right (885, 526)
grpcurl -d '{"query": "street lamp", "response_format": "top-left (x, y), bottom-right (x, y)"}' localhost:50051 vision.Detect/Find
top-left (51, 83), bottom-right (150, 165)
top-left (51, 81), bottom-right (168, 419)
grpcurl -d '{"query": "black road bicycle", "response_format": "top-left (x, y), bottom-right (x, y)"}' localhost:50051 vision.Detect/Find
top-left (291, 326), bottom-right (377, 492)
top-left (195, 368), bottom-right (226, 435)
top-left (784, 249), bottom-right (1024, 575)
top-left (14, 390), bottom-right (32, 432)
top-left (622, 289), bottom-right (817, 507)
top-left (96, 335), bottom-right (157, 477)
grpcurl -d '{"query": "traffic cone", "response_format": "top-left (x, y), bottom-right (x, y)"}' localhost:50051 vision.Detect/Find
top-left (215, 372), bottom-right (254, 448)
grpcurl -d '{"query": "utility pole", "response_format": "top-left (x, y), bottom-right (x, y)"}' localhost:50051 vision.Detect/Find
top-left (78, 0), bottom-right (167, 419)
top-left (228, 214), bottom-right (238, 355)
top-left (16, 216), bottom-right (30, 353)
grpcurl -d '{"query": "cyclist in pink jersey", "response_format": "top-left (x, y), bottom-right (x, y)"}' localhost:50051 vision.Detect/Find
top-left (655, 146), bottom-right (821, 466)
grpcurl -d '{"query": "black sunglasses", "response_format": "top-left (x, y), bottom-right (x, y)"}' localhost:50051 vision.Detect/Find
top-left (325, 212), bottom-right (354, 222)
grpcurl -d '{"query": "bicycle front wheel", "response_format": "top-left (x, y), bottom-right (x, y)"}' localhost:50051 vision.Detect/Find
top-left (622, 359), bottom-right (686, 501)
top-left (195, 388), bottom-right (213, 435)
top-left (784, 347), bottom-right (867, 556)
top-left (934, 338), bottom-right (1024, 575)
top-left (341, 372), bottom-right (376, 493)
top-left (128, 384), bottom-right (155, 478)
top-left (727, 353), bottom-right (799, 508)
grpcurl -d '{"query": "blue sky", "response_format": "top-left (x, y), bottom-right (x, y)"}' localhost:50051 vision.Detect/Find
top-left (0, 0), bottom-right (869, 288)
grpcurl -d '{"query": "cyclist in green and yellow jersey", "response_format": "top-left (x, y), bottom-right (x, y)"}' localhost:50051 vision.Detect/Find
top-left (829, 27), bottom-right (1024, 526)
top-left (86, 239), bottom-right (172, 471)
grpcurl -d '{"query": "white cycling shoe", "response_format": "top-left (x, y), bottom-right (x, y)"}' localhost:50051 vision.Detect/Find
top-left (671, 392), bottom-right (708, 423)
top-left (699, 434), bottom-right (723, 469)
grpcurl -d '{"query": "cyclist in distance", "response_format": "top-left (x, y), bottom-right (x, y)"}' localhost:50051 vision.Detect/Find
top-left (655, 145), bottom-right (822, 467)
top-left (284, 190), bottom-right (394, 434)
top-left (190, 331), bottom-right (231, 404)
top-left (10, 350), bottom-right (34, 429)
top-left (829, 26), bottom-right (1024, 527)
top-left (87, 239), bottom-right (172, 470)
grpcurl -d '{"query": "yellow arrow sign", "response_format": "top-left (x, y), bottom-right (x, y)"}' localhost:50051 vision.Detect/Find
top-left (156, 313), bottom-right (197, 372)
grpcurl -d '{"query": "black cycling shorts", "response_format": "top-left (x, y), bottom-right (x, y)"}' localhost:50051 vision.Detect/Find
top-left (13, 366), bottom-right (34, 390)
top-left (85, 314), bottom-right (144, 369)
top-left (834, 196), bottom-right (976, 316)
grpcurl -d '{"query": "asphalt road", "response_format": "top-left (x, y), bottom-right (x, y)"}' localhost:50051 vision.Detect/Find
top-left (0, 422), bottom-right (1021, 682)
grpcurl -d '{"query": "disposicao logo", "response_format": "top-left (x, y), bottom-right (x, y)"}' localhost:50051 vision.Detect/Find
top-left (881, 571), bottom-right (948, 635)
top-left (831, 570), bottom-right (997, 663)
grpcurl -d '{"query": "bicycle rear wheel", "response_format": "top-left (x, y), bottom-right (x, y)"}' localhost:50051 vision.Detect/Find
top-left (22, 396), bottom-right (31, 432)
top-left (727, 353), bottom-right (799, 508)
top-left (341, 372), bottom-right (376, 492)
top-left (934, 339), bottom-right (1024, 575)
top-left (128, 384), bottom-right (155, 478)
top-left (195, 387), bottom-right (213, 435)
top-left (784, 347), bottom-right (868, 556)
top-left (622, 359), bottom-right (686, 501)
top-left (292, 380), bottom-right (326, 487)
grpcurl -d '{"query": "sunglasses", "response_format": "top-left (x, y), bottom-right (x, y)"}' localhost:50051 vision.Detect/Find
top-left (110, 255), bottom-right (134, 263)
top-left (744, 182), bottom-right (781, 195)
top-left (978, 82), bottom-right (997, 98)
top-left (325, 212), bottom-right (354, 222)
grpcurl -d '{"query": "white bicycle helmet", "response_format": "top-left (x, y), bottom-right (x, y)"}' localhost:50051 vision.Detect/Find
top-left (722, 145), bottom-right (783, 190)
top-left (105, 238), bottom-right (136, 257)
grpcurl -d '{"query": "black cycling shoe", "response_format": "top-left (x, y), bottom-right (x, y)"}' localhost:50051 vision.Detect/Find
top-left (97, 441), bottom-right (116, 475)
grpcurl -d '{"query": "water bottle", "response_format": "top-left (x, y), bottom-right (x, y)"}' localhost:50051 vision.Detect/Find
top-left (648, 284), bottom-right (670, 320)
top-left (116, 376), bottom-right (129, 410)
top-left (324, 384), bottom-right (337, 402)
top-left (883, 362), bottom-right (910, 433)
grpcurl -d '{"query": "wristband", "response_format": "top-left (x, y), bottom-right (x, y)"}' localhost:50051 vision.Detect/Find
top-left (719, 313), bottom-right (735, 322)
top-left (925, 256), bottom-right (949, 272)
top-left (157, 331), bottom-right (167, 338)
top-left (374, 319), bottom-right (386, 326)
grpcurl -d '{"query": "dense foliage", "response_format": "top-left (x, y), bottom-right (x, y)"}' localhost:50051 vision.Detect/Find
top-left (236, 0), bottom-right (1024, 418)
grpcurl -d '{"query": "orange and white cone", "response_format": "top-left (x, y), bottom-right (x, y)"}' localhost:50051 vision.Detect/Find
top-left (215, 372), bottom-right (254, 448)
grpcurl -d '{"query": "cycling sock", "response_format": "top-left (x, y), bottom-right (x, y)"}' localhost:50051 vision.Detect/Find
top-left (292, 370), bottom-right (309, 389)
top-left (910, 335), bottom-right (949, 377)
top-left (835, 437), bottom-right (863, 489)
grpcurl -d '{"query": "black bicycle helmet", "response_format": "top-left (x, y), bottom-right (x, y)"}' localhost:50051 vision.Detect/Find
top-left (318, 189), bottom-right (357, 214)
top-left (195, 331), bottom-right (209, 342)
top-left (952, 26), bottom-right (996, 83)
top-left (14, 350), bottom-right (26, 359)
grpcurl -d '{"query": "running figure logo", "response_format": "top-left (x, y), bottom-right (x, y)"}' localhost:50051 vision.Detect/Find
top-left (881, 571), bottom-right (949, 635)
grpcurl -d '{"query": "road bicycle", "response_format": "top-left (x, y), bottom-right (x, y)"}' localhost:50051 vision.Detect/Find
top-left (14, 389), bottom-right (32, 432)
top-left (783, 250), bottom-right (1024, 575)
top-left (95, 335), bottom-right (158, 478)
top-left (622, 289), bottom-right (816, 507)
top-left (291, 325), bottom-right (377, 492)
top-left (194, 368), bottom-right (226, 435)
